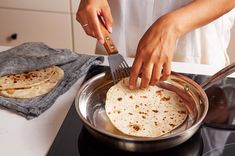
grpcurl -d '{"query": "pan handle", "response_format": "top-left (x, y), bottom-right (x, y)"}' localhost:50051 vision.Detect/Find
top-left (200, 62), bottom-right (235, 90)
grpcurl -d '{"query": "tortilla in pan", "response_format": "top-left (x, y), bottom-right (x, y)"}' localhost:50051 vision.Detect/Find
top-left (105, 77), bottom-right (188, 137)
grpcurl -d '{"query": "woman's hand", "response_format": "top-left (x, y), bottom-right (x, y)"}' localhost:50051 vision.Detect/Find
top-left (129, 0), bottom-right (234, 90)
top-left (76, 0), bottom-right (113, 44)
top-left (129, 15), bottom-right (180, 89)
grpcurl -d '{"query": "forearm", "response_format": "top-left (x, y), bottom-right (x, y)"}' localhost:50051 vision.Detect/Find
top-left (165, 0), bottom-right (235, 37)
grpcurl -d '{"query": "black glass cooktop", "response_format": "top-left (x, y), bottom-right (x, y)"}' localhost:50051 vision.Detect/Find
top-left (47, 66), bottom-right (235, 156)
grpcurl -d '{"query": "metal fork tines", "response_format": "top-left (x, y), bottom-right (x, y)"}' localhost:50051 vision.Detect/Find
top-left (108, 53), bottom-right (130, 84)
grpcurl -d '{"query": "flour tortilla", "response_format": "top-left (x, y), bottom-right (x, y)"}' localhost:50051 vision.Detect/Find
top-left (105, 77), bottom-right (188, 138)
top-left (0, 66), bottom-right (56, 90)
top-left (0, 66), bottom-right (64, 99)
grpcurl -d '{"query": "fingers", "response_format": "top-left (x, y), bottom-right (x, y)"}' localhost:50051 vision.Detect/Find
top-left (129, 57), bottom-right (143, 90)
top-left (89, 11), bottom-right (104, 43)
top-left (101, 6), bottom-right (113, 33)
top-left (76, 1), bottom-right (112, 44)
top-left (130, 52), bottom-right (171, 89)
top-left (150, 64), bottom-right (162, 86)
top-left (140, 63), bottom-right (154, 89)
top-left (160, 62), bottom-right (171, 81)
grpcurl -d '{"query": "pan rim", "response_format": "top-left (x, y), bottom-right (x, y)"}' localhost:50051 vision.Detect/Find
top-left (75, 71), bottom-right (209, 142)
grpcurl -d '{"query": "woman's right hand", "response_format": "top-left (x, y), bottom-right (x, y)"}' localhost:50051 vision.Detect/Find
top-left (76, 0), bottom-right (113, 44)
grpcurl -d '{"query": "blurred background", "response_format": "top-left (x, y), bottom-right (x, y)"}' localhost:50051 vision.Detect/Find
top-left (0, 0), bottom-right (235, 62)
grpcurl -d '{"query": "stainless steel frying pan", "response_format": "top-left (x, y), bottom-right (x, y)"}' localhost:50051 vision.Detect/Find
top-left (75, 63), bottom-right (235, 152)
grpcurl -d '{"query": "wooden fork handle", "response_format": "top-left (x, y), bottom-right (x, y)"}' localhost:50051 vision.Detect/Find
top-left (99, 17), bottom-right (118, 55)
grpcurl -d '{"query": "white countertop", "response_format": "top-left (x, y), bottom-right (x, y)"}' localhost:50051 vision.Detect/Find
top-left (0, 45), bottom-right (234, 156)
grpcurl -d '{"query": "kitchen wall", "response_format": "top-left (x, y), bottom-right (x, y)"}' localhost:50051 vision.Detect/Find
top-left (0, 0), bottom-right (96, 54)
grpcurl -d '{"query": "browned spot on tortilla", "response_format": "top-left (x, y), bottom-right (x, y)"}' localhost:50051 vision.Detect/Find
top-left (129, 95), bottom-right (133, 99)
top-left (170, 117), bottom-right (174, 119)
top-left (140, 96), bottom-right (147, 99)
top-left (154, 122), bottom-right (158, 126)
top-left (117, 97), bottom-right (122, 101)
top-left (142, 115), bottom-right (146, 119)
top-left (128, 112), bottom-right (133, 115)
top-left (129, 124), bottom-right (140, 131)
top-left (156, 90), bottom-right (163, 96)
top-left (169, 123), bottom-right (175, 127)
top-left (135, 105), bottom-right (139, 109)
top-left (6, 89), bottom-right (15, 94)
top-left (161, 97), bottom-right (170, 101)
top-left (164, 111), bottom-right (168, 113)
top-left (178, 111), bottom-right (186, 114)
top-left (162, 130), bottom-right (165, 133)
top-left (108, 112), bottom-right (111, 115)
top-left (117, 110), bottom-right (121, 114)
top-left (179, 99), bottom-right (183, 103)
top-left (139, 111), bottom-right (147, 115)
top-left (152, 110), bottom-right (158, 113)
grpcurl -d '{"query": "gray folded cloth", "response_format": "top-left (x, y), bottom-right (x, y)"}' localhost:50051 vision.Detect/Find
top-left (0, 42), bottom-right (104, 119)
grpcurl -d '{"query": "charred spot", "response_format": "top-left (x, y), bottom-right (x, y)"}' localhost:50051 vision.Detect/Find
top-left (129, 95), bottom-right (133, 99)
top-left (140, 96), bottom-right (147, 99)
top-left (128, 112), bottom-right (133, 115)
top-left (117, 110), bottom-right (121, 114)
top-left (179, 99), bottom-right (183, 103)
top-left (13, 80), bottom-right (17, 83)
top-left (169, 123), bottom-right (175, 127)
top-left (156, 90), bottom-right (163, 96)
top-left (162, 130), bottom-right (165, 133)
top-left (135, 105), bottom-right (139, 109)
top-left (178, 111), bottom-right (186, 114)
top-left (117, 97), bottom-right (122, 101)
top-left (170, 117), bottom-right (174, 119)
top-left (154, 122), bottom-right (158, 126)
top-left (139, 111), bottom-right (147, 115)
top-left (161, 97), bottom-right (170, 101)
top-left (152, 110), bottom-right (158, 113)
top-left (129, 124), bottom-right (141, 131)
top-left (142, 116), bottom-right (146, 119)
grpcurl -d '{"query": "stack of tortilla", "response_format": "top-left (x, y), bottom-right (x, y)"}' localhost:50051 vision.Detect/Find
top-left (105, 77), bottom-right (188, 138)
top-left (0, 66), bottom-right (64, 99)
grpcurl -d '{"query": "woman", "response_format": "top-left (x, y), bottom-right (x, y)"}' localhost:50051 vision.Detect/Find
top-left (76, 0), bottom-right (235, 89)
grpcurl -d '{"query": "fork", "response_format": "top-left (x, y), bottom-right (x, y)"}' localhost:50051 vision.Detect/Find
top-left (99, 19), bottom-right (130, 84)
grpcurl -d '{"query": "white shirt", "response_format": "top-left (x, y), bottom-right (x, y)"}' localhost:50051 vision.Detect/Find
top-left (96, 0), bottom-right (235, 69)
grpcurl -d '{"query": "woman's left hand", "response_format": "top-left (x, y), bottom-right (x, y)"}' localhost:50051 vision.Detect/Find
top-left (129, 15), bottom-right (180, 89)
